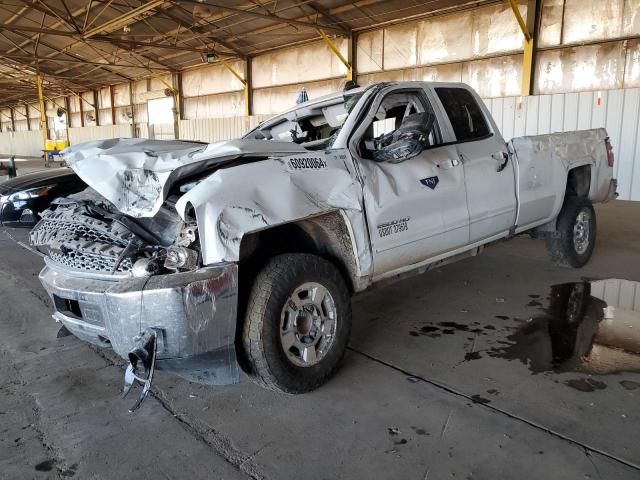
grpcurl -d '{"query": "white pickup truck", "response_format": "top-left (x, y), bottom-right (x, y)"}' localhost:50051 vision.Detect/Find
top-left (30, 82), bottom-right (617, 404)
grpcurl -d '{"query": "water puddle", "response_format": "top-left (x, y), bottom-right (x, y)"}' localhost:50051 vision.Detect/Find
top-left (410, 279), bottom-right (640, 392)
top-left (488, 279), bottom-right (640, 377)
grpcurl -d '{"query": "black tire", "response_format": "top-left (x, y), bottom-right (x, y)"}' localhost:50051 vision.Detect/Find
top-left (545, 197), bottom-right (596, 268)
top-left (242, 253), bottom-right (352, 393)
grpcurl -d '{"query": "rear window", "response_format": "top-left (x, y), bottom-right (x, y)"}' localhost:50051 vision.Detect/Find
top-left (435, 87), bottom-right (490, 142)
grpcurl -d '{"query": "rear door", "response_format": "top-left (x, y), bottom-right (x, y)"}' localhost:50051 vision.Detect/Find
top-left (432, 86), bottom-right (517, 243)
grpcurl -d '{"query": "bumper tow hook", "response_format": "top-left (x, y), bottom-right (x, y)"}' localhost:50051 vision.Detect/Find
top-left (122, 328), bottom-right (158, 413)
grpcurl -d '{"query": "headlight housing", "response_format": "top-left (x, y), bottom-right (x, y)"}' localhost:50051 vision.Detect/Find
top-left (8, 185), bottom-right (54, 201)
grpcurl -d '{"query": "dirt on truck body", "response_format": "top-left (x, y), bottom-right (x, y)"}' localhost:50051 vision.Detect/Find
top-left (30, 81), bottom-right (617, 408)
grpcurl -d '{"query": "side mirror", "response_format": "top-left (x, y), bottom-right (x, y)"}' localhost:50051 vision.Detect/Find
top-left (373, 137), bottom-right (424, 164)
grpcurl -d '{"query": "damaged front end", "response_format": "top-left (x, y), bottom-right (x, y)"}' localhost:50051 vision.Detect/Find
top-left (30, 189), bottom-right (241, 402)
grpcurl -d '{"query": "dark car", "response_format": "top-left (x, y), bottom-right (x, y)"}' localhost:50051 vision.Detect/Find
top-left (0, 168), bottom-right (85, 227)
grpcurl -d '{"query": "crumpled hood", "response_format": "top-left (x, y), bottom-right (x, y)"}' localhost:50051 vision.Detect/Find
top-left (62, 137), bottom-right (308, 217)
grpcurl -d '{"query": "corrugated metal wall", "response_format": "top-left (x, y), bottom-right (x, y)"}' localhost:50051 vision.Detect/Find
top-left (483, 88), bottom-right (640, 201)
top-left (590, 278), bottom-right (640, 311)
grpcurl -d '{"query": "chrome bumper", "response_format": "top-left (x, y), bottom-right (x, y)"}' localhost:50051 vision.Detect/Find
top-left (39, 260), bottom-right (241, 384)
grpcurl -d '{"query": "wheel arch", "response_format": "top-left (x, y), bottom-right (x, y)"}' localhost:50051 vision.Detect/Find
top-left (238, 211), bottom-right (362, 293)
top-left (535, 163), bottom-right (592, 234)
top-left (565, 163), bottom-right (592, 199)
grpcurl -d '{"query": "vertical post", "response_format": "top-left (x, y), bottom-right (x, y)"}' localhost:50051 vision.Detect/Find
top-left (8, 156), bottom-right (16, 178)
top-left (64, 96), bottom-right (71, 143)
top-left (25, 104), bottom-right (31, 131)
top-left (36, 74), bottom-right (48, 149)
top-left (509, 0), bottom-right (539, 96)
top-left (348, 35), bottom-right (356, 83)
top-left (172, 72), bottom-right (182, 140)
top-left (109, 85), bottom-right (116, 125)
top-left (244, 57), bottom-right (253, 116)
top-left (129, 81), bottom-right (136, 138)
top-left (523, 0), bottom-right (540, 96)
top-left (9, 107), bottom-right (15, 132)
top-left (93, 89), bottom-right (100, 126)
top-left (79, 93), bottom-right (85, 127)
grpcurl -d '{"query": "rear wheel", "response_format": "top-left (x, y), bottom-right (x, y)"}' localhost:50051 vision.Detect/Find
top-left (545, 197), bottom-right (596, 268)
top-left (242, 253), bottom-right (352, 393)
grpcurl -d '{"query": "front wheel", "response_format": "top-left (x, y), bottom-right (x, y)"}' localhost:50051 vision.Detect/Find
top-left (242, 253), bottom-right (352, 393)
top-left (545, 197), bottom-right (596, 268)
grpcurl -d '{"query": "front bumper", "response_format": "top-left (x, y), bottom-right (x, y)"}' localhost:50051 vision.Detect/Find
top-left (39, 260), bottom-right (241, 384)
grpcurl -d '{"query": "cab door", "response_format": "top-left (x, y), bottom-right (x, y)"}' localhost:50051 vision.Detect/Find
top-left (432, 86), bottom-right (517, 242)
top-left (351, 86), bottom-right (470, 276)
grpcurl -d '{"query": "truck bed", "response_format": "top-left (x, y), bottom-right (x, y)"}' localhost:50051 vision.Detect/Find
top-left (510, 128), bottom-right (613, 230)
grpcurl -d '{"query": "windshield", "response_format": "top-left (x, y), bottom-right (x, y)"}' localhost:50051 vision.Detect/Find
top-left (244, 92), bottom-right (363, 151)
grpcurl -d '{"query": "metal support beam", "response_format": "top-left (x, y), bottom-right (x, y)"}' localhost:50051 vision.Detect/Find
top-left (215, 57), bottom-right (251, 116)
top-left (109, 85), bottom-right (116, 125)
top-left (172, 72), bottom-right (182, 140)
top-left (317, 29), bottom-right (352, 81)
top-left (79, 91), bottom-right (84, 127)
top-left (219, 57), bottom-right (247, 86)
top-left (64, 95), bottom-right (71, 140)
top-left (349, 34), bottom-right (357, 84)
top-left (509, 0), bottom-right (539, 96)
top-left (9, 107), bottom-right (15, 132)
top-left (184, 1), bottom-right (349, 35)
top-left (508, 0), bottom-right (531, 41)
top-left (244, 57), bottom-right (253, 117)
top-left (36, 74), bottom-right (48, 149)
top-left (83, 0), bottom-right (167, 38)
top-left (93, 89), bottom-right (100, 126)
top-left (522, 37), bottom-right (534, 96)
top-left (129, 82), bottom-right (136, 138)
top-left (25, 103), bottom-right (31, 131)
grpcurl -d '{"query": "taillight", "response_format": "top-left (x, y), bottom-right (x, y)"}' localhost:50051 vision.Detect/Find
top-left (605, 137), bottom-right (615, 167)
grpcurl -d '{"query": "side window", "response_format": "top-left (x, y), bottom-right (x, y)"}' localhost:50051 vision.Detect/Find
top-left (435, 87), bottom-right (490, 142)
top-left (359, 90), bottom-right (443, 162)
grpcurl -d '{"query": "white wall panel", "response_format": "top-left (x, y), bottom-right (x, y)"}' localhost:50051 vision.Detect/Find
top-left (483, 88), bottom-right (640, 200)
top-left (617, 90), bottom-right (640, 199)
top-left (253, 79), bottom-right (344, 115)
top-left (68, 124), bottom-right (133, 145)
top-left (151, 123), bottom-right (175, 141)
top-left (537, 95), bottom-right (552, 134)
top-left (356, 30), bottom-right (384, 73)
top-left (179, 115), bottom-right (271, 143)
top-left (0, 130), bottom-right (44, 157)
top-left (183, 91), bottom-right (244, 119)
top-left (252, 40), bottom-right (348, 89)
top-left (182, 62), bottom-right (245, 97)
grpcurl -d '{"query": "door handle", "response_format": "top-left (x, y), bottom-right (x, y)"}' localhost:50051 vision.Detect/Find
top-left (436, 158), bottom-right (460, 169)
top-left (491, 152), bottom-right (509, 172)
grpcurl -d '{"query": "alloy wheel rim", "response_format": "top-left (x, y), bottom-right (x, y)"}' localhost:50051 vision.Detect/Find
top-left (279, 282), bottom-right (338, 367)
top-left (573, 209), bottom-right (591, 255)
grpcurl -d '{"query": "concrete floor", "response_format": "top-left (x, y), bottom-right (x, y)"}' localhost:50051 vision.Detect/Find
top-left (1, 201), bottom-right (639, 479)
